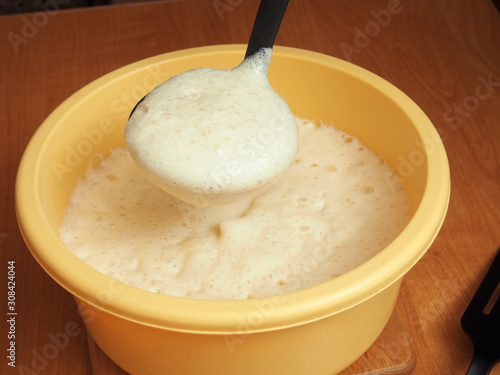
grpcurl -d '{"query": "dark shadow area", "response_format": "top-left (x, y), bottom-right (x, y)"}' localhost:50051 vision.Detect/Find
top-left (0, 0), bottom-right (111, 14)
top-left (491, 0), bottom-right (500, 12)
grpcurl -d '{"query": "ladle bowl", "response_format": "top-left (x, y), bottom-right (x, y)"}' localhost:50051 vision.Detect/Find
top-left (126, 0), bottom-right (293, 206)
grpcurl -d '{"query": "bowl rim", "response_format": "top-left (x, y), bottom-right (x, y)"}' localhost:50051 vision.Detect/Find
top-left (15, 44), bottom-right (450, 334)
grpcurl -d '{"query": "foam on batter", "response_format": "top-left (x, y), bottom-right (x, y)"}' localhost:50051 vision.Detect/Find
top-left (125, 48), bottom-right (298, 205)
top-left (60, 119), bottom-right (411, 300)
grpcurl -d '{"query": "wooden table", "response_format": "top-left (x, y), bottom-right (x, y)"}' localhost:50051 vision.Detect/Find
top-left (1, 0), bottom-right (499, 374)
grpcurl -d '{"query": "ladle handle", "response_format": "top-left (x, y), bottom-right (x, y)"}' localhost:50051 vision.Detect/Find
top-left (245, 0), bottom-right (290, 59)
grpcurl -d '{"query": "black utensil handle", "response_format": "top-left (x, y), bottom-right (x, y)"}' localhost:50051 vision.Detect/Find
top-left (465, 351), bottom-right (498, 375)
top-left (245, 0), bottom-right (290, 59)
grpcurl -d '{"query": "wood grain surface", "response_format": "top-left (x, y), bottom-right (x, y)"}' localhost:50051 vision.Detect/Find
top-left (1, 0), bottom-right (499, 374)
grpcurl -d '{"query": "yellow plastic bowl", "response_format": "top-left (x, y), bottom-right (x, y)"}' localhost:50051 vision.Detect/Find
top-left (16, 45), bottom-right (450, 375)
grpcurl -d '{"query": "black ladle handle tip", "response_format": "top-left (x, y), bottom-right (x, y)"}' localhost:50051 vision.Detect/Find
top-left (245, 0), bottom-right (290, 59)
top-left (129, 0), bottom-right (289, 119)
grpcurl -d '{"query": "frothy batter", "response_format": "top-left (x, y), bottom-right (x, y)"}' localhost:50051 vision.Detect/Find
top-left (125, 48), bottom-right (298, 205)
top-left (60, 119), bottom-right (411, 300)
